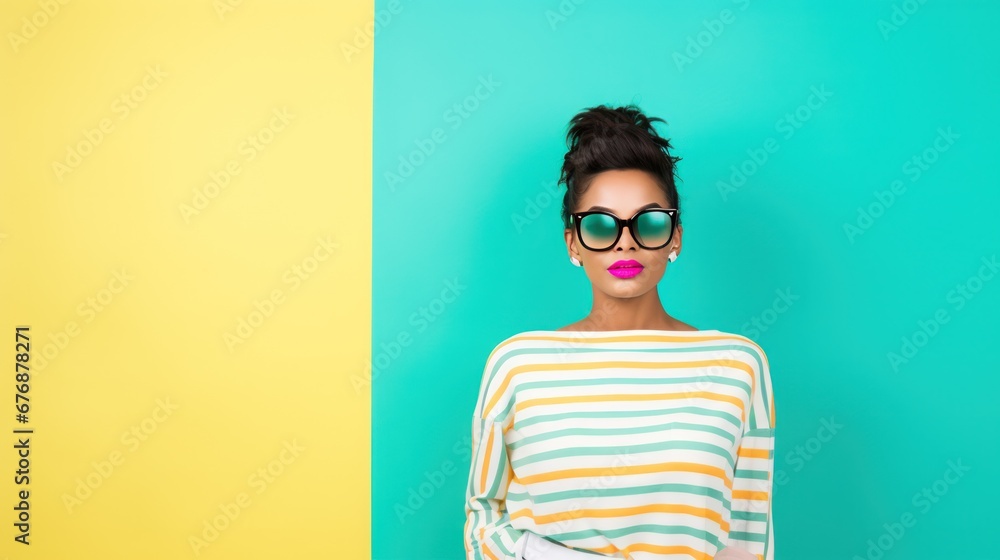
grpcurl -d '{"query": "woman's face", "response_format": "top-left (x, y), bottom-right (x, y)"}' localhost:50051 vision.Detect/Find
top-left (564, 169), bottom-right (682, 299)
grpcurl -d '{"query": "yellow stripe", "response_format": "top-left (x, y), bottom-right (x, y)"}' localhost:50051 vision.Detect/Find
top-left (479, 424), bottom-right (496, 493)
top-left (617, 544), bottom-right (714, 560)
top-left (770, 391), bottom-right (776, 429)
top-left (733, 490), bottom-right (769, 501)
top-left (584, 541), bottom-right (716, 560)
top-left (510, 502), bottom-right (730, 533)
top-left (513, 460), bottom-right (730, 486)
top-left (737, 447), bottom-right (770, 459)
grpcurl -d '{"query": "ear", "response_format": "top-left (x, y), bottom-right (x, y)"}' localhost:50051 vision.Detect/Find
top-left (564, 227), bottom-right (579, 259)
top-left (672, 224), bottom-right (684, 256)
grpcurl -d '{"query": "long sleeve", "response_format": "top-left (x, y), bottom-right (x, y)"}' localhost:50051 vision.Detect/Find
top-left (727, 348), bottom-right (776, 560)
top-left (464, 413), bottom-right (526, 559)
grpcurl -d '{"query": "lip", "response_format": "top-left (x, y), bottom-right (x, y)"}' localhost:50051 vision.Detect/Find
top-left (609, 259), bottom-right (643, 270)
top-left (608, 259), bottom-right (643, 279)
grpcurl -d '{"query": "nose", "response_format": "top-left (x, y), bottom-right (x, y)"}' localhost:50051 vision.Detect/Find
top-left (615, 224), bottom-right (639, 250)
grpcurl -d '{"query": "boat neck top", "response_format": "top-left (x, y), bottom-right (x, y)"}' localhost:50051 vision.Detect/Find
top-left (464, 329), bottom-right (774, 560)
top-left (529, 329), bottom-right (720, 334)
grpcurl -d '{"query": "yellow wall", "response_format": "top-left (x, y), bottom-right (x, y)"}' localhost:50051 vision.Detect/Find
top-left (0, 1), bottom-right (371, 557)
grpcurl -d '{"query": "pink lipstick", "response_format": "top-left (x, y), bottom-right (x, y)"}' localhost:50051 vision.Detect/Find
top-left (608, 259), bottom-right (643, 279)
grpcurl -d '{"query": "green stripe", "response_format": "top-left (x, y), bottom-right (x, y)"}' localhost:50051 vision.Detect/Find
top-left (466, 416), bottom-right (488, 560)
top-left (510, 420), bottom-right (735, 451)
top-left (506, 481), bottom-right (731, 510)
top-left (731, 510), bottom-right (768, 522)
top-left (486, 422), bottom-right (507, 497)
top-left (734, 468), bottom-right (770, 480)
top-left (489, 531), bottom-right (513, 556)
top-left (550, 522), bottom-right (725, 549)
top-left (515, 406), bottom-right (742, 432)
top-left (729, 530), bottom-right (767, 543)
top-left (511, 439), bottom-right (735, 469)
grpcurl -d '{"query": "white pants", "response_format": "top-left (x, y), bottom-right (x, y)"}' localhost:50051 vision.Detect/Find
top-left (516, 532), bottom-right (627, 559)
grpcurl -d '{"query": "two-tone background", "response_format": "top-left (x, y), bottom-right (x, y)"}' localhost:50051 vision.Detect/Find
top-left (2, 1), bottom-right (997, 559)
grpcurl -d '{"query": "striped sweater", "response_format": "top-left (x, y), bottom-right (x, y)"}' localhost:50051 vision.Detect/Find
top-left (463, 329), bottom-right (775, 560)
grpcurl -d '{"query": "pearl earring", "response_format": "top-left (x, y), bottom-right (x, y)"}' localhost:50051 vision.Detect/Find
top-left (570, 256), bottom-right (582, 267)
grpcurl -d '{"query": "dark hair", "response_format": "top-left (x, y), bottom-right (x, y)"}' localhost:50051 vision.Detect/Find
top-left (558, 103), bottom-right (682, 230)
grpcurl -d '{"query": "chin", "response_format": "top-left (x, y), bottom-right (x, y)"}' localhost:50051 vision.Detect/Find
top-left (598, 280), bottom-right (654, 298)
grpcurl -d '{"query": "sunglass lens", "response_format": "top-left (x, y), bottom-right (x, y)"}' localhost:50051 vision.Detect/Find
top-left (579, 214), bottom-right (619, 250)
top-left (635, 210), bottom-right (673, 249)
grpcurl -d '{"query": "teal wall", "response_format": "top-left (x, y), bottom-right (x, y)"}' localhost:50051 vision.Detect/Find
top-left (372, 2), bottom-right (999, 558)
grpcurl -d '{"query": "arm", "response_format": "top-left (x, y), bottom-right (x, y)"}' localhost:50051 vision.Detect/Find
top-left (464, 413), bottom-right (527, 559)
top-left (724, 348), bottom-right (776, 560)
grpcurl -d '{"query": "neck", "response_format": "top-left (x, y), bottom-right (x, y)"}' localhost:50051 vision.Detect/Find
top-left (578, 287), bottom-right (682, 331)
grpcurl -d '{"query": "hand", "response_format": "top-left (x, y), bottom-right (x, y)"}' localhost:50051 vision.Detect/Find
top-left (713, 546), bottom-right (757, 560)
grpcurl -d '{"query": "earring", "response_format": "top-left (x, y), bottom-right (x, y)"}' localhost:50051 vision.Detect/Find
top-left (668, 251), bottom-right (678, 263)
top-left (570, 256), bottom-right (582, 267)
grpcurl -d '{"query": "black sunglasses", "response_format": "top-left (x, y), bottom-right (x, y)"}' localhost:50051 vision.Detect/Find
top-left (570, 208), bottom-right (679, 251)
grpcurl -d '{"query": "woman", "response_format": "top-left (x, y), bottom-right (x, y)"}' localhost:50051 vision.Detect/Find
top-left (463, 104), bottom-right (775, 560)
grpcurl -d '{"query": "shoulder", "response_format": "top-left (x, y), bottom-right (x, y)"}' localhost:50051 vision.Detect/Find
top-left (704, 330), bottom-right (770, 371)
top-left (481, 329), bottom-right (555, 368)
top-left (473, 330), bottom-right (553, 421)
